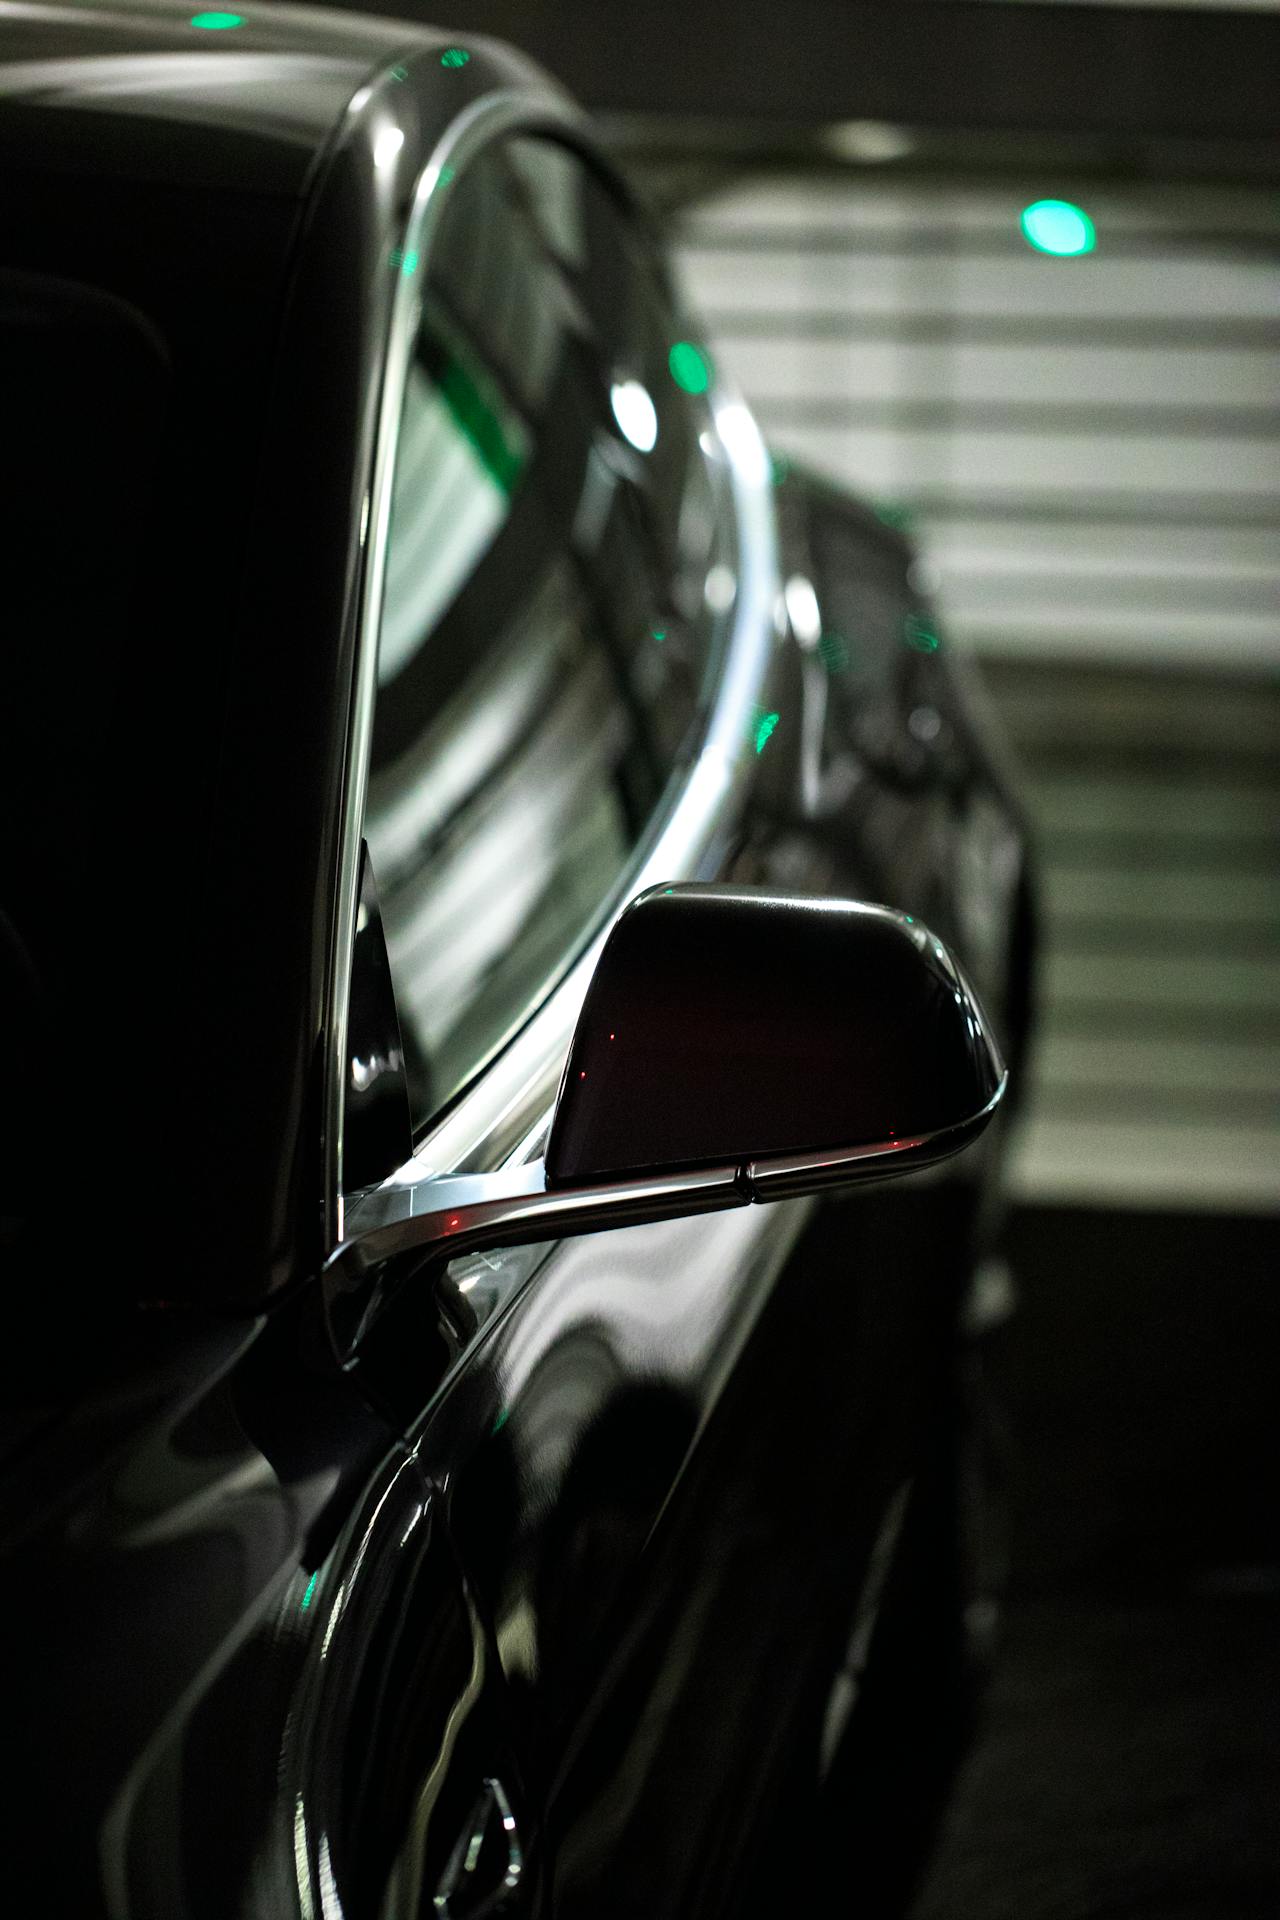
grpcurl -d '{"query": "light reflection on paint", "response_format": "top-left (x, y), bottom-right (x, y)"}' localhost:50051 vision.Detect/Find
top-left (716, 400), bottom-right (769, 486)
top-left (610, 378), bottom-right (658, 453)
top-left (783, 573), bottom-right (821, 649)
top-left (293, 1798), bottom-right (312, 1920)
top-left (373, 125), bottom-right (404, 172)
top-left (704, 564), bottom-right (736, 614)
top-left (190, 10), bottom-right (242, 26)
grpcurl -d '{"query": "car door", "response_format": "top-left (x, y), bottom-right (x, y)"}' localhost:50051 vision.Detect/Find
top-left (320, 123), bottom-right (825, 1920)
top-left (309, 115), bottom-right (976, 1920)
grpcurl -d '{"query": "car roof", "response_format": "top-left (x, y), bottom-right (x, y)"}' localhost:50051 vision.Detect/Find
top-left (0, 0), bottom-right (535, 196)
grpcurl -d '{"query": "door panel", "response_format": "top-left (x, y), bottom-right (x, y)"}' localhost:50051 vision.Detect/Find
top-left (335, 113), bottom-right (1004, 1918)
top-left (366, 1175), bottom-right (964, 1919)
top-left (285, 1455), bottom-right (534, 1920)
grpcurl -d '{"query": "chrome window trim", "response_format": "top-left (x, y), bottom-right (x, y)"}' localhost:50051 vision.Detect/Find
top-left (327, 88), bottom-right (780, 1245)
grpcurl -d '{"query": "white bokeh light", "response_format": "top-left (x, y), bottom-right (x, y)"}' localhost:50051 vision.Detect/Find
top-left (610, 379), bottom-right (658, 454)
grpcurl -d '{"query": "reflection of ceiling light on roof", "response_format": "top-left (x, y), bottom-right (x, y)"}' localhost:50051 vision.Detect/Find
top-left (610, 379), bottom-right (658, 453)
top-left (824, 120), bottom-right (916, 164)
top-left (374, 126), bottom-right (405, 172)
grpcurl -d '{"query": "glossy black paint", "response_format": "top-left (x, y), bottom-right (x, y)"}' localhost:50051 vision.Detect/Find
top-left (548, 884), bottom-right (1002, 1182)
top-left (0, 1), bottom-right (554, 1304)
top-left (400, 1178), bottom-right (984, 1919)
top-left (0, 7), bottom-right (1035, 1919)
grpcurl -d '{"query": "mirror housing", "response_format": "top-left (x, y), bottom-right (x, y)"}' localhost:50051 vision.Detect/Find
top-left (548, 885), bottom-right (1003, 1185)
top-left (329, 886), bottom-right (1004, 1304)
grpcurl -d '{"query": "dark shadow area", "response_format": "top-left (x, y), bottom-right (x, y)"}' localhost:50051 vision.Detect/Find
top-left (911, 1203), bottom-right (1280, 1919)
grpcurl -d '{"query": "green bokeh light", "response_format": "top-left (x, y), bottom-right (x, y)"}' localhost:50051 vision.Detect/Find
top-left (754, 711), bottom-right (780, 753)
top-left (874, 500), bottom-right (913, 532)
top-left (300, 1571), bottom-right (319, 1612)
top-left (903, 613), bottom-right (940, 654)
top-left (818, 629), bottom-right (852, 675)
top-left (190, 10), bottom-right (242, 27)
top-left (669, 341), bottom-right (712, 395)
top-left (1020, 199), bottom-right (1095, 257)
top-left (440, 46), bottom-right (470, 67)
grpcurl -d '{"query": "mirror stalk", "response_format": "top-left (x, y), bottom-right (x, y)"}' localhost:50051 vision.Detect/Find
top-left (327, 1074), bottom-right (1005, 1290)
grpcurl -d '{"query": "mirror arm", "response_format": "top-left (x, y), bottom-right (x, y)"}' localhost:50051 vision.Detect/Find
top-left (327, 1157), bottom-right (751, 1289)
top-left (746, 1077), bottom-right (1006, 1200)
top-left (326, 1071), bottom-right (1006, 1291)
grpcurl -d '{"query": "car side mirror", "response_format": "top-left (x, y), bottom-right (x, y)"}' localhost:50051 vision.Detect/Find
top-left (329, 885), bottom-right (1004, 1295)
top-left (546, 884), bottom-right (1003, 1190)
top-left (333, 883), bottom-right (1013, 1320)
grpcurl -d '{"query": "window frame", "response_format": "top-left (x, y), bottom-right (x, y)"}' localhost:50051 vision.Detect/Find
top-left (326, 89), bottom-right (778, 1251)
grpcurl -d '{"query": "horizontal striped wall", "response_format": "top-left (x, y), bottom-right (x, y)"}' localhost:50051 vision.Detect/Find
top-left (674, 177), bottom-right (1279, 1212)
top-left (674, 177), bottom-right (1280, 671)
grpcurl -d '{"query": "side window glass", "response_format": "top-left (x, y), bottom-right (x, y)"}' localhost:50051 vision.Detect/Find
top-left (364, 135), bottom-right (733, 1135)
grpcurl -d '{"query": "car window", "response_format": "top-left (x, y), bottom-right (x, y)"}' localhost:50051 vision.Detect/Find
top-left (363, 134), bottom-right (733, 1135)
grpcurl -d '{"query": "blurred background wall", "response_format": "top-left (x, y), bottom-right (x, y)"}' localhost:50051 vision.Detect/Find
top-left (611, 16), bottom-right (1280, 1903)
top-left (399, 0), bottom-right (1279, 1218)
top-left (668, 169), bottom-right (1279, 1217)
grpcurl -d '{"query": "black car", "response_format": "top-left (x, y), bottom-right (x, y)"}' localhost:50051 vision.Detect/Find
top-left (0, 5), bottom-right (1033, 1916)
